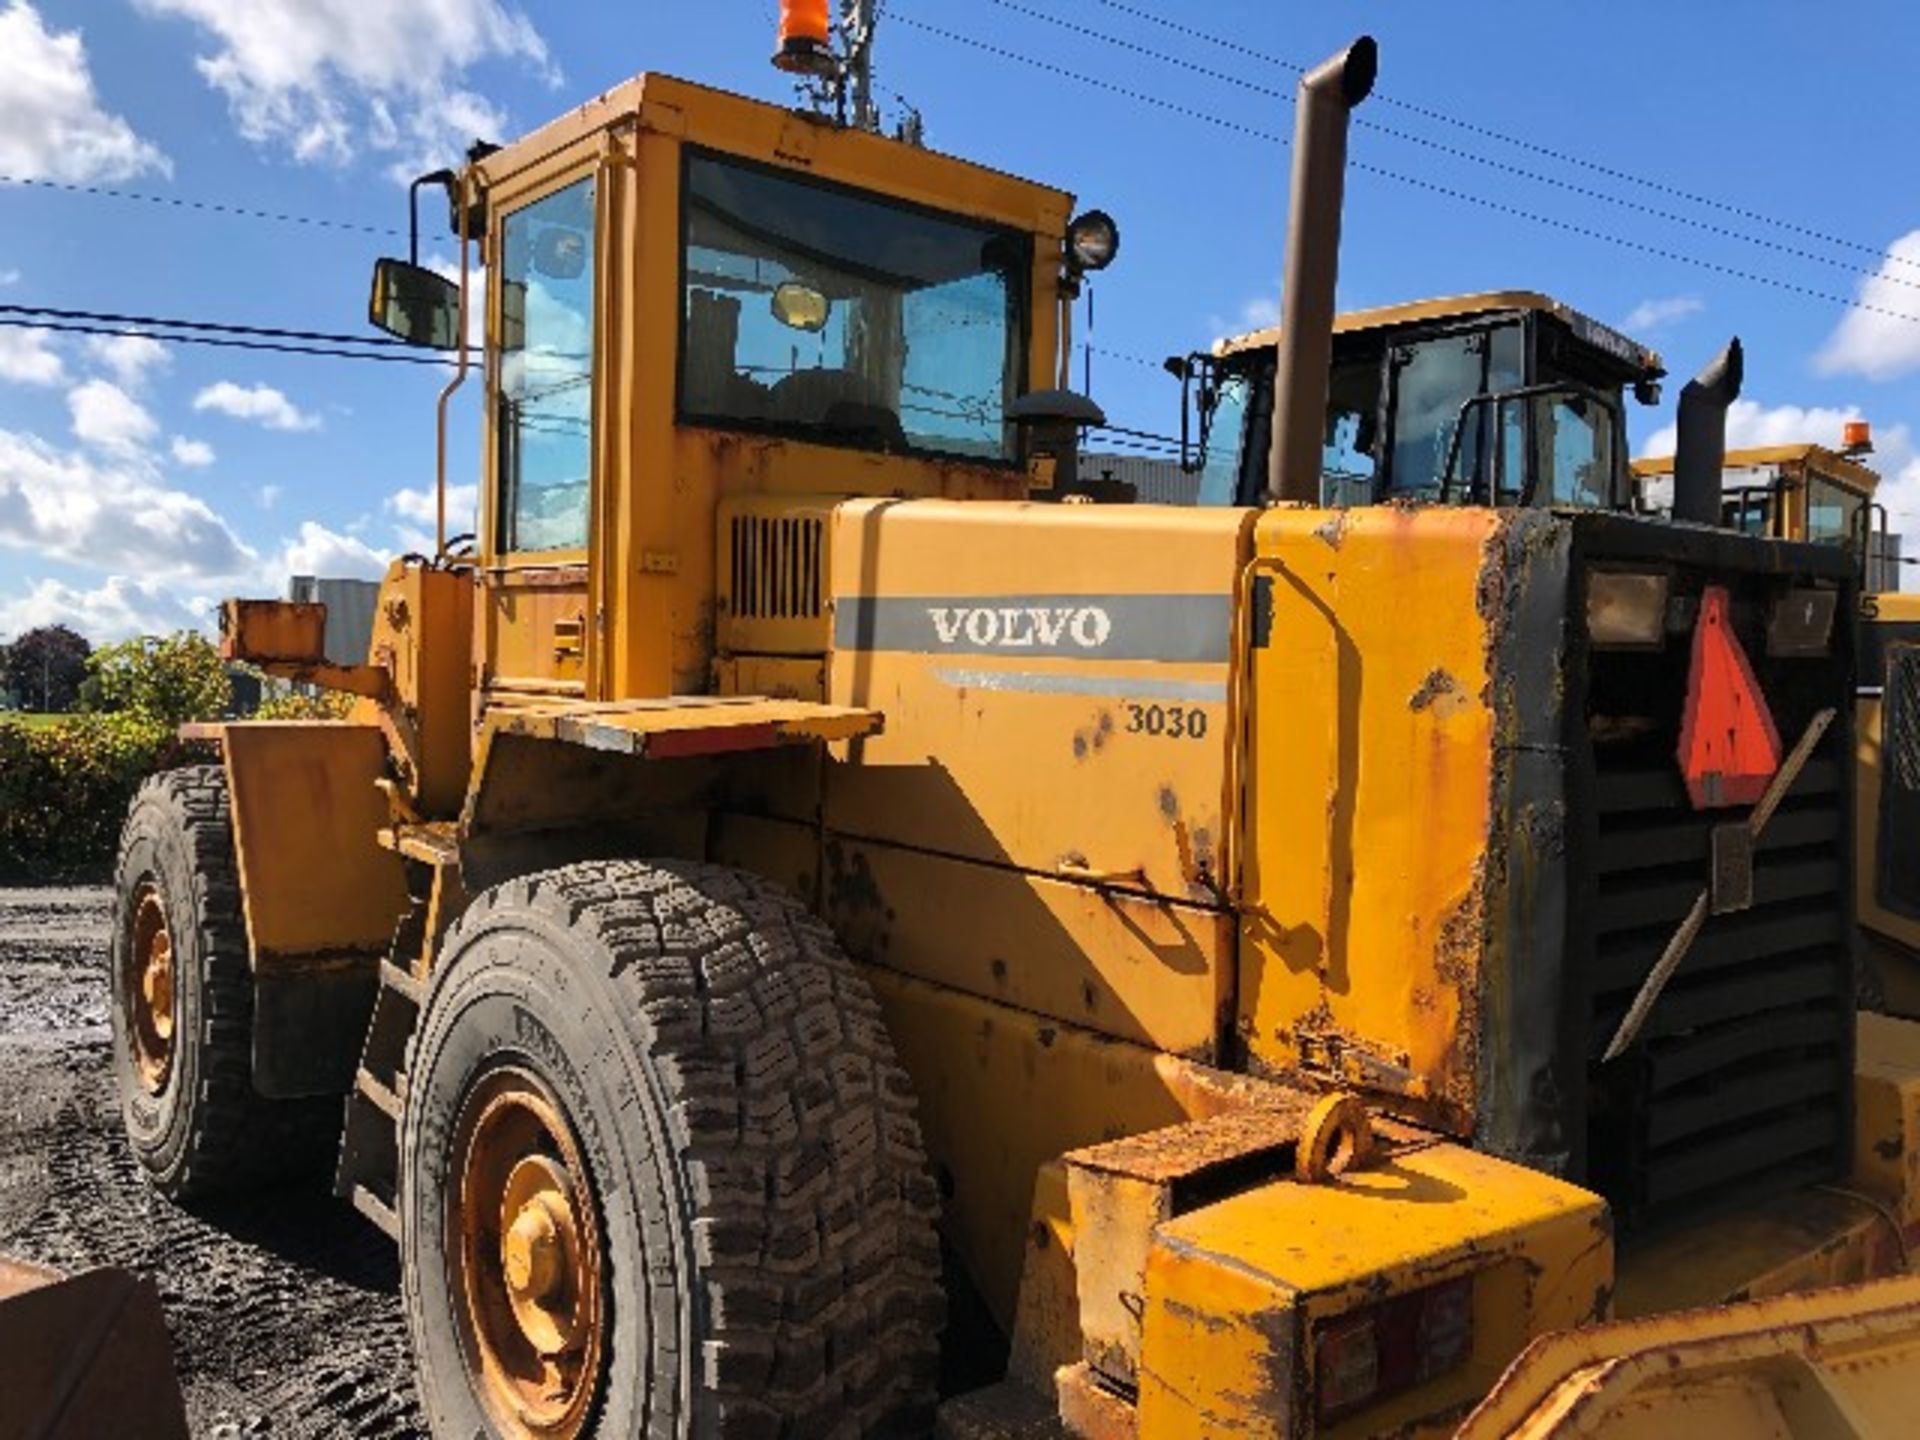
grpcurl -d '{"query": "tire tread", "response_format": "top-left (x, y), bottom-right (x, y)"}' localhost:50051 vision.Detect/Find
top-left (114, 765), bottom-right (335, 1197)
top-left (430, 858), bottom-right (943, 1437)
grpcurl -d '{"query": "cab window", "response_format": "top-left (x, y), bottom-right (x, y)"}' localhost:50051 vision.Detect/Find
top-left (496, 176), bottom-right (596, 552)
top-left (1195, 372), bottom-right (1249, 506)
top-left (678, 151), bottom-right (1029, 462)
top-left (1322, 357), bottom-right (1379, 506)
top-left (1807, 473), bottom-right (1863, 547)
top-left (1385, 324), bottom-right (1523, 499)
top-left (1531, 391), bottom-right (1614, 508)
top-left (1718, 464), bottom-right (1783, 536)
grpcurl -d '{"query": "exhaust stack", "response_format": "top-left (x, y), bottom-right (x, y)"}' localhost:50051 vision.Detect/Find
top-left (1671, 337), bottom-right (1744, 526)
top-left (1267, 36), bottom-right (1378, 505)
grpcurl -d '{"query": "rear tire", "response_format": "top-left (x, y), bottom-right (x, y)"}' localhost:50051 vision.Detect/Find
top-left (400, 858), bottom-right (944, 1439)
top-left (110, 765), bottom-right (335, 1199)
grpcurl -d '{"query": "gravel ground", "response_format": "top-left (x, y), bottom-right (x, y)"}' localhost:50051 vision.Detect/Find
top-left (0, 886), bottom-right (425, 1438)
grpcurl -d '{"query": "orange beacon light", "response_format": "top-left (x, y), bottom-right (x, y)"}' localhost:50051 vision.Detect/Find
top-left (774, 0), bottom-right (837, 76)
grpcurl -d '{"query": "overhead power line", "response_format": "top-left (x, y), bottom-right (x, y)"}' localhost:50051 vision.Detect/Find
top-left (0, 302), bottom-right (456, 367)
top-left (0, 303), bottom-right (418, 349)
top-left (0, 317), bottom-right (455, 366)
top-left (986, 0), bottom-right (1919, 297)
top-left (1083, 0), bottom-right (1920, 281)
top-left (1091, 345), bottom-right (1168, 370)
top-left (891, 10), bottom-right (1920, 330)
top-left (0, 172), bottom-right (402, 239)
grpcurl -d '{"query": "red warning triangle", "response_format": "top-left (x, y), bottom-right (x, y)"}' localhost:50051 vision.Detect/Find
top-left (1677, 585), bottom-right (1782, 809)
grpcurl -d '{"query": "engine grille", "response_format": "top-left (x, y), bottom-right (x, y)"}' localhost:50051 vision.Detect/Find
top-left (1580, 580), bottom-right (1852, 1230)
top-left (728, 513), bottom-right (824, 622)
top-left (1879, 644), bottom-right (1920, 915)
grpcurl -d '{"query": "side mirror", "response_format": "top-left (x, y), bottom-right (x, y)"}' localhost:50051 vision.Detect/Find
top-left (369, 258), bottom-right (460, 350)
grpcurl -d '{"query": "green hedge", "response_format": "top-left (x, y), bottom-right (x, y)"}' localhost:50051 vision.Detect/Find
top-left (0, 715), bottom-right (213, 882)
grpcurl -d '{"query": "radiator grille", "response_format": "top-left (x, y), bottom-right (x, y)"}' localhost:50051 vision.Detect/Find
top-left (1888, 645), bottom-right (1920, 790)
top-left (729, 514), bottom-right (824, 621)
top-left (1583, 721), bottom-right (1850, 1227)
top-left (1878, 645), bottom-right (1920, 915)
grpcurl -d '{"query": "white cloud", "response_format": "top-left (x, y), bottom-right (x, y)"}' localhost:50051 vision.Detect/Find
top-left (192, 380), bottom-right (320, 431)
top-left (0, 575), bottom-right (211, 641)
top-left (1621, 295), bottom-right (1703, 333)
top-left (257, 483), bottom-right (281, 507)
top-left (387, 482), bottom-right (477, 527)
top-left (0, 426), bottom-right (255, 579)
top-left (68, 378), bottom-right (159, 453)
top-left (85, 333), bottom-right (171, 387)
top-left (0, 269), bottom-right (20, 287)
top-left (277, 520), bottom-right (389, 581)
top-left (0, 327), bottom-right (63, 385)
top-left (1816, 230), bottom-right (1920, 381)
top-left (0, 2), bottom-right (169, 183)
top-left (387, 482), bottom-right (478, 552)
top-left (133, 0), bottom-right (553, 175)
top-left (1640, 399), bottom-right (1868, 462)
top-left (170, 435), bottom-right (215, 467)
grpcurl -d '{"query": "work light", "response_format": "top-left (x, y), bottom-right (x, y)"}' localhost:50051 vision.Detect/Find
top-left (1067, 210), bottom-right (1120, 271)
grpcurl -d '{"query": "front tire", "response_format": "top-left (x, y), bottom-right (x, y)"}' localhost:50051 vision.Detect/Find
top-left (110, 765), bottom-right (334, 1198)
top-left (400, 859), bottom-right (943, 1439)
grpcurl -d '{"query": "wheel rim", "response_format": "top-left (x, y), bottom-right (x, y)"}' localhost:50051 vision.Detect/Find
top-left (447, 1067), bottom-right (605, 1438)
top-left (124, 882), bottom-right (175, 1094)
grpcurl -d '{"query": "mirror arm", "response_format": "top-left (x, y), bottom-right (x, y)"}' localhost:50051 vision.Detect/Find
top-left (408, 169), bottom-right (458, 268)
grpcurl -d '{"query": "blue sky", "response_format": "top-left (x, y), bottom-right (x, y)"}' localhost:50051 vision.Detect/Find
top-left (2, 0), bottom-right (1918, 640)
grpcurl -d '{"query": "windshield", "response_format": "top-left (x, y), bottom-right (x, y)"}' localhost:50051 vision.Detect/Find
top-left (678, 152), bottom-right (1029, 461)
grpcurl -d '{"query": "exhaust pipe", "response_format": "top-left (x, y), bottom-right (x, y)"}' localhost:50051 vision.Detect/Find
top-left (1267, 36), bottom-right (1378, 505)
top-left (1670, 337), bottom-right (1743, 526)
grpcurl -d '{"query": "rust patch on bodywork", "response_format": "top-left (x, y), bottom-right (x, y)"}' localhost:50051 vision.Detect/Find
top-left (1409, 667), bottom-right (1464, 713)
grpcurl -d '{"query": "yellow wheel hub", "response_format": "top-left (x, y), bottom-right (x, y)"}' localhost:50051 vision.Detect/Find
top-left (449, 1070), bottom-right (604, 1437)
top-left (125, 884), bottom-right (175, 1093)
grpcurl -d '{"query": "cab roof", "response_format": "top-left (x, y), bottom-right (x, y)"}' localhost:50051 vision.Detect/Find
top-left (1213, 289), bottom-right (1665, 376)
top-left (1631, 444), bottom-right (1881, 497)
top-left (466, 71), bottom-right (1074, 237)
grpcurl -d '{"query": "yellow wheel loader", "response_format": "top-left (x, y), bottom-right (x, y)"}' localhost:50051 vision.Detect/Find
top-left (1632, 433), bottom-right (1920, 1022)
top-left (101, 18), bottom-right (1920, 1437)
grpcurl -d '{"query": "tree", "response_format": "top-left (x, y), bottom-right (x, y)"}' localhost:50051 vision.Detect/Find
top-left (2, 625), bottom-right (91, 713)
top-left (83, 632), bottom-right (231, 727)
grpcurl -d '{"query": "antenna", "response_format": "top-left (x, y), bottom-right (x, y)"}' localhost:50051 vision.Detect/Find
top-left (846, 0), bottom-right (878, 132)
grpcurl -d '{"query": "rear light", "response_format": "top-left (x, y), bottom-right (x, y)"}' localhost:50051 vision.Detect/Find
top-left (1586, 570), bottom-right (1669, 648)
top-left (1315, 1314), bottom-right (1380, 1419)
top-left (1415, 1275), bottom-right (1474, 1379)
top-left (1767, 586), bottom-right (1837, 657)
top-left (1314, 1275), bottom-right (1475, 1423)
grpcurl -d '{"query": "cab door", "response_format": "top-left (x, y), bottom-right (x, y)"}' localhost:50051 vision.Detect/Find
top-left (477, 154), bottom-right (608, 700)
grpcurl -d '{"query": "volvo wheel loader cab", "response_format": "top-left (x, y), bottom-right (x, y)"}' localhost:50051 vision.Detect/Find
top-left (1634, 433), bottom-right (1920, 1020)
top-left (1179, 290), bottom-right (1661, 512)
top-left (107, 21), bottom-right (1920, 1440)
